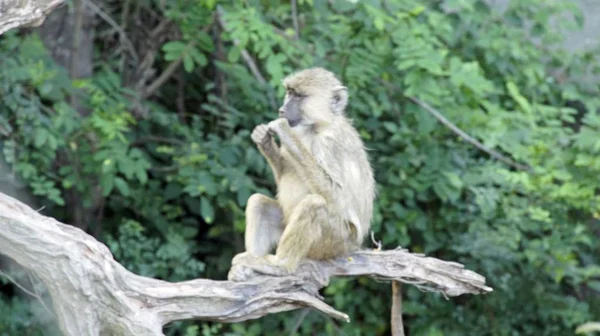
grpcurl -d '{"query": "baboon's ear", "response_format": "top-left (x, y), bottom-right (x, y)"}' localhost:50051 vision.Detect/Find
top-left (331, 86), bottom-right (348, 114)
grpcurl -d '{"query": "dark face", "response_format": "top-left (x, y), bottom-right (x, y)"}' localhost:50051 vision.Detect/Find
top-left (278, 89), bottom-right (304, 127)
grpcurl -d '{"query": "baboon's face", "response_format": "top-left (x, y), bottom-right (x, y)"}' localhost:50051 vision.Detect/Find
top-left (278, 89), bottom-right (304, 127)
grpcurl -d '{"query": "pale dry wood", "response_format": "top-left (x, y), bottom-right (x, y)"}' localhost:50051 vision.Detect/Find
top-left (391, 281), bottom-right (405, 336)
top-left (229, 248), bottom-right (493, 298)
top-left (0, 0), bottom-right (65, 35)
top-left (0, 192), bottom-right (346, 335)
top-left (0, 190), bottom-right (491, 335)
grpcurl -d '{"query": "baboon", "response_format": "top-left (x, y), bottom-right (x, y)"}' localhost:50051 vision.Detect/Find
top-left (243, 67), bottom-right (375, 272)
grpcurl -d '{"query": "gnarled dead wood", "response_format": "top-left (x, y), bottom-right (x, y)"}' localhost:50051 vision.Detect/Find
top-left (0, 191), bottom-right (491, 336)
top-left (0, 0), bottom-right (65, 35)
top-left (228, 248), bottom-right (492, 299)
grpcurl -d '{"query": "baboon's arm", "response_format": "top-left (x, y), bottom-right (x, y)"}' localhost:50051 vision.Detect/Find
top-left (257, 138), bottom-right (283, 183)
top-left (268, 118), bottom-right (338, 201)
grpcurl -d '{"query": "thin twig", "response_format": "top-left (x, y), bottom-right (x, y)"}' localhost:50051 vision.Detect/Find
top-left (215, 22), bottom-right (229, 104)
top-left (0, 270), bottom-right (37, 297)
top-left (130, 135), bottom-right (186, 147)
top-left (149, 18), bottom-right (171, 39)
top-left (370, 231), bottom-right (382, 250)
top-left (216, 5), bottom-right (278, 110)
top-left (379, 80), bottom-right (529, 171)
top-left (176, 72), bottom-right (186, 120)
top-left (215, 6), bottom-right (265, 84)
top-left (142, 51), bottom-right (186, 99)
top-left (291, 0), bottom-right (300, 40)
top-left (83, 0), bottom-right (138, 62)
top-left (0, 270), bottom-right (53, 315)
top-left (143, 16), bottom-right (214, 99)
top-left (409, 97), bottom-right (530, 171)
top-left (288, 308), bottom-right (310, 336)
top-left (27, 273), bottom-right (54, 315)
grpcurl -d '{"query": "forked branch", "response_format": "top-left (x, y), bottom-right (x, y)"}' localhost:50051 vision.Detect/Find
top-left (0, 191), bottom-right (491, 336)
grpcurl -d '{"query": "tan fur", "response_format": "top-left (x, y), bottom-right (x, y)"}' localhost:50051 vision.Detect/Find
top-left (244, 68), bottom-right (376, 272)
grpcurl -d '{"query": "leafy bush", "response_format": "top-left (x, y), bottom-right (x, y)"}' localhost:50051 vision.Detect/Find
top-left (1, 0), bottom-right (599, 335)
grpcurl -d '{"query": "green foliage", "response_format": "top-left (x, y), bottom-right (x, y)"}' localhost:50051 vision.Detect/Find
top-left (105, 220), bottom-right (205, 280)
top-left (0, 294), bottom-right (51, 336)
top-left (1, 0), bottom-right (600, 335)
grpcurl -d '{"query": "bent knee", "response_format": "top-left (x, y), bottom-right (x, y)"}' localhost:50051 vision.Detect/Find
top-left (247, 193), bottom-right (269, 206)
top-left (302, 194), bottom-right (327, 208)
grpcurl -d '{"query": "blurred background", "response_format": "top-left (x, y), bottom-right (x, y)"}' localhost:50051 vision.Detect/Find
top-left (1, 0), bottom-right (600, 335)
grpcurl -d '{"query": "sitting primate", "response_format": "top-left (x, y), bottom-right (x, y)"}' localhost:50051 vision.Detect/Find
top-left (243, 67), bottom-right (375, 272)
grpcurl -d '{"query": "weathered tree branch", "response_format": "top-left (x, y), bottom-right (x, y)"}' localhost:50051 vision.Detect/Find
top-left (0, 0), bottom-right (65, 35)
top-left (0, 189), bottom-right (491, 335)
top-left (228, 248), bottom-right (492, 299)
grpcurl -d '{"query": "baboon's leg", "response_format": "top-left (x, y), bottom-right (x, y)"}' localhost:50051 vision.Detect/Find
top-left (274, 194), bottom-right (347, 271)
top-left (245, 193), bottom-right (284, 256)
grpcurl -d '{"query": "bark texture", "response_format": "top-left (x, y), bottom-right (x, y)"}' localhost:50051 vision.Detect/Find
top-left (0, 191), bottom-right (492, 336)
top-left (0, 0), bottom-right (64, 35)
top-left (391, 281), bottom-right (405, 336)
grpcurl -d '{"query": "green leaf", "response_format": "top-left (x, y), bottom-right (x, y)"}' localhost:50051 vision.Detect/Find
top-left (200, 197), bottom-right (215, 224)
top-left (409, 5), bottom-right (426, 16)
top-left (197, 32), bottom-right (215, 52)
top-left (38, 82), bottom-right (54, 97)
top-left (164, 51), bottom-right (180, 61)
top-left (162, 40), bottom-right (186, 52)
top-left (183, 54), bottom-right (194, 73)
top-left (34, 129), bottom-right (48, 147)
top-left (101, 175), bottom-right (115, 196)
top-left (189, 47), bottom-right (208, 67)
top-left (383, 122), bottom-right (398, 133)
top-left (587, 281), bottom-right (600, 292)
top-left (506, 81), bottom-right (532, 114)
top-left (135, 167), bottom-right (148, 184)
top-left (114, 177), bottom-right (130, 196)
top-left (163, 41), bottom-right (186, 61)
top-left (237, 187), bottom-right (251, 207)
top-left (198, 171), bottom-right (218, 196)
top-left (374, 17), bottom-right (385, 31)
top-left (443, 172), bottom-right (464, 189)
top-left (227, 48), bottom-right (241, 63)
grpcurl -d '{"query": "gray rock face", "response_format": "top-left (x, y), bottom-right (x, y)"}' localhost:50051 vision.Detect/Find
top-left (488, 0), bottom-right (599, 51)
top-left (566, 0), bottom-right (600, 51)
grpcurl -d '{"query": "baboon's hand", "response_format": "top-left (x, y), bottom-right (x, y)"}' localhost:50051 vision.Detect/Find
top-left (267, 118), bottom-right (290, 133)
top-left (251, 124), bottom-right (272, 146)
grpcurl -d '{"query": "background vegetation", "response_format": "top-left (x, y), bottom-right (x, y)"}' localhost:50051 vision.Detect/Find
top-left (1, 0), bottom-right (600, 335)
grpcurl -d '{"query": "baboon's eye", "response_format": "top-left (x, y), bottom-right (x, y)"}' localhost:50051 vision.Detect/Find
top-left (291, 90), bottom-right (305, 98)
